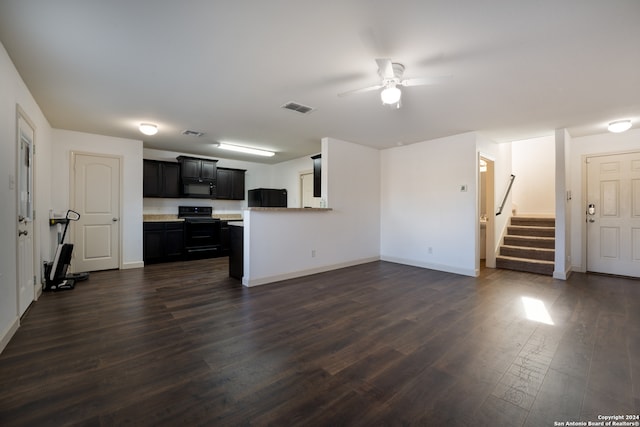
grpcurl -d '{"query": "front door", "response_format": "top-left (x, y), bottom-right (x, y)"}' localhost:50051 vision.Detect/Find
top-left (586, 152), bottom-right (640, 277)
top-left (17, 112), bottom-right (35, 316)
top-left (72, 153), bottom-right (121, 272)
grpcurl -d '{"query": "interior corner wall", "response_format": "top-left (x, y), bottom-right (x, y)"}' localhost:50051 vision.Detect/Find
top-left (270, 155), bottom-right (318, 208)
top-left (380, 132), bottom-right (478, 276)
top-left (553, 129), bottom-right (571, 280)
top-left (569, 128), bottom-right (640, 272)
top-left (511, 135), bottom-right (555, 216)
top-left (52, 129), bottom-right (144, 269)
top-left (0, 41), bottom-right (53, 352)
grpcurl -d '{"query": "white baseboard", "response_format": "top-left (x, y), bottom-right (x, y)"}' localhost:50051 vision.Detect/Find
top-left (242, 257), bottom-right (380, 287)
top-left (0, 317), bottom-right (20, 355)
top-left (553, 266), bottom-right (572, 280)
top-left (380, 255), bottom-right (477, 278)
top-left (122, 261), bottom-right (144, 270)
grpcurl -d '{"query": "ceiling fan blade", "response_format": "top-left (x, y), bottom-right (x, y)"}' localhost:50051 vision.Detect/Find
top-left (337, 84), bottom-right (383, 97)
top-left (400, 75), bottom-right (452, 87)
top-left (375, 58), bottom-right (394, 79)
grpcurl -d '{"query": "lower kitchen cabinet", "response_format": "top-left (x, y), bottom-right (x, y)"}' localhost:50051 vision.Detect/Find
top-left (229, 223), bottom-right (243, 280)
top-left (143, 221), bottom-right (184, 264)
top-left (220, 221), bottom-right (230, 255)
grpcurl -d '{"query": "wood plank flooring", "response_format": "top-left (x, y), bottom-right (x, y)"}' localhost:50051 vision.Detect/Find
top-left (0, 259), bottom-right (638, 426)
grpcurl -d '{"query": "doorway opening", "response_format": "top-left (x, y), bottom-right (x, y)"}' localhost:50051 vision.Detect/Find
top-left (300, 171), bottom-right (321, 208)
top-left (479, 155), bottom-right (495, 271)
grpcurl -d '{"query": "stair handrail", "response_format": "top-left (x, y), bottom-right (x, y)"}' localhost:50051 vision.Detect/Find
top-left (496, 174), bottom-right (515, 216)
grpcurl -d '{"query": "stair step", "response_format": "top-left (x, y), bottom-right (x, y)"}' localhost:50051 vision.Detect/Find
top-left (504, 235), bottom-right (555, 249)
top-left (496, 255), bottom-right (554, 276)
top-left (511, 216), bottom-right (555, 227)
top-left (500, 245), bottom-right (555, 261)
top-left (507, 225), bottom-right (555, 238)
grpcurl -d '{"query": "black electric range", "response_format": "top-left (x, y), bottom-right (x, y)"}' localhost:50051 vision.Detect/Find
top-left (178, 206), bottom-right (221, 257)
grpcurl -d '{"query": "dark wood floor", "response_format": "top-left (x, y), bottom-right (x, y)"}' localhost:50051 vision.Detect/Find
top-left (0, 259), bottom-right (638, 426)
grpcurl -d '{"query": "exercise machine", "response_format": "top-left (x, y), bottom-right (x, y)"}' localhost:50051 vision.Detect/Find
top-left (44, 209), bottom-right (89, 291)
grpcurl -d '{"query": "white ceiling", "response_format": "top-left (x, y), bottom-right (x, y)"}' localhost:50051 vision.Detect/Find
top-left (1, 1), bottom-right (639, 164)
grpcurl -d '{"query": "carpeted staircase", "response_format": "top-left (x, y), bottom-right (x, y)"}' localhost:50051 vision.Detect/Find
top-left (496, 216), bottom-right (555, 276)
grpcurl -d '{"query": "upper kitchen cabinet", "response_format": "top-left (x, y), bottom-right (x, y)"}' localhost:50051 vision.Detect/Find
top-left (216, 167), bottom-right (246, 200)
top-left (311, 154), bottom-right (321, 197)
top-left (177, 156), bottom-right (217, 183)
top-left (143, 160), bottom-right (181, 198)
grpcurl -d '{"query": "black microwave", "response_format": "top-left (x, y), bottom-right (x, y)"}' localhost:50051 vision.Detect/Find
top-left (182, 182), bottom-right (216, 198)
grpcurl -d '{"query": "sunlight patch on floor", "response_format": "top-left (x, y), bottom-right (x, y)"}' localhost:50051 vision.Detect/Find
top-left (521, 296), bottom-right (554, 325)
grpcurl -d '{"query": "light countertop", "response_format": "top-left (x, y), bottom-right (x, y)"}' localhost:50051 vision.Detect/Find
top-left (245, 207), bottom-right (332, 212)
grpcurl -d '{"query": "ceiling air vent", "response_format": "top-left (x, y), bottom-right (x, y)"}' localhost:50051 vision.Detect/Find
top-left (281, 102), bottom-right (315, 114)
top-left (181, 129), bottom-right (205, 137)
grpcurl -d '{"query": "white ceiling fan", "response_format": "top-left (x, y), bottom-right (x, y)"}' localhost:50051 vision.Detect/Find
top-left (338, 58), bottom-right (449, 108)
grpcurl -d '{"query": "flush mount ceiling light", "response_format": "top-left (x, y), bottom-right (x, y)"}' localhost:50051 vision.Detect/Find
top-left (380, 84), bottom-right (401, 105)
top-left (215, 142), bottom-right (275, 157)
top-left (139, 123), bottom-right (158, 136)
top-left (607, 119), bottom-right (632, 133)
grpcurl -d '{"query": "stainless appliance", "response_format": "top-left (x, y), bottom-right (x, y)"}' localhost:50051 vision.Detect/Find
top-left (178, 206), bottom-right (221, 258)
top-left (248, 188), bottom-right (287, 207)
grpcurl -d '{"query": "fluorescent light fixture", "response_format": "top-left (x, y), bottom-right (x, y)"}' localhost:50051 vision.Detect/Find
top-left (521, 296), bottom-right (554, 325)
top-left (216, 142), bottom-right (275, 157)
top-left (139, 123), bottom-right (158, 136)
top-left (607, 119), bottom-right (632, 133)
top-left (380, 85), bottom-right (401, 105)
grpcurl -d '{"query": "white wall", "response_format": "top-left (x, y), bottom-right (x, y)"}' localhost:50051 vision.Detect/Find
top-left (512, 135), bottom-right (555, 216)
top-left (270, 155), bottom-right (318, 208)
top-left (243, 138), bottom-right (380, 286)
top-left (0, 41), bottom-right (53, 352)
top-left (380, 132), bottom-right (479, 276)
top-left (52, 129), bottom-right (144, 269)
top-left (142, 148), bottom-right (273, 216)
top-left (569, 128), bottom-right (640, 272)
top-left (554, 129), bottom-right (571, 279)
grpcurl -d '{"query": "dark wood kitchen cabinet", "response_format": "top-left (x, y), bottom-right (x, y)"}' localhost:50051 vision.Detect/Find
top-left (220, 220), bottom-right (230, 255)
top-left (143, 221), bottom-right (184, 264)
top-left (229, 223), bottom-right (243, 280)
top-left (311, 154), bottom-right (321, 197)
top-left (177, 156), bottom-right (217, 183)
top-left (216, 167), bottom-right (246, 200)
top-left (143, 160), bottom-right (180, 198)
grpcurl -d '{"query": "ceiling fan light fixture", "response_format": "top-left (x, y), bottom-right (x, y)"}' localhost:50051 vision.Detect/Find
top-left (139, 123), bottom-right (158, 136)
top-left (607, 119), bottom-right (632, 133)
top-left (380, 85), bottom-right (401, 105)
top-left (215, 142), bottom-right (275, 157)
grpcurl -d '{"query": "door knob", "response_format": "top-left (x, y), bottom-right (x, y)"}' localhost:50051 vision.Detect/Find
top-left (112, 218), bottom-right (119, 222)
top-left (18, 230), bottom-right (28, 236)
top-left (18, 215), bottom-right (25, 223)
top-left (588, 218), bottom-right (595, 223)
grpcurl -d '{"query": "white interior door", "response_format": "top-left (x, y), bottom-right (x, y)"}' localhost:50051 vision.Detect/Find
top-left (586, 152), bottom-right (640, 277)
top-left (72, 153), bottom-right (121, 272)
top-left (17, 114), bottom-right (35, 316)
top-left (300, 172), bottom-right (321, 208)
